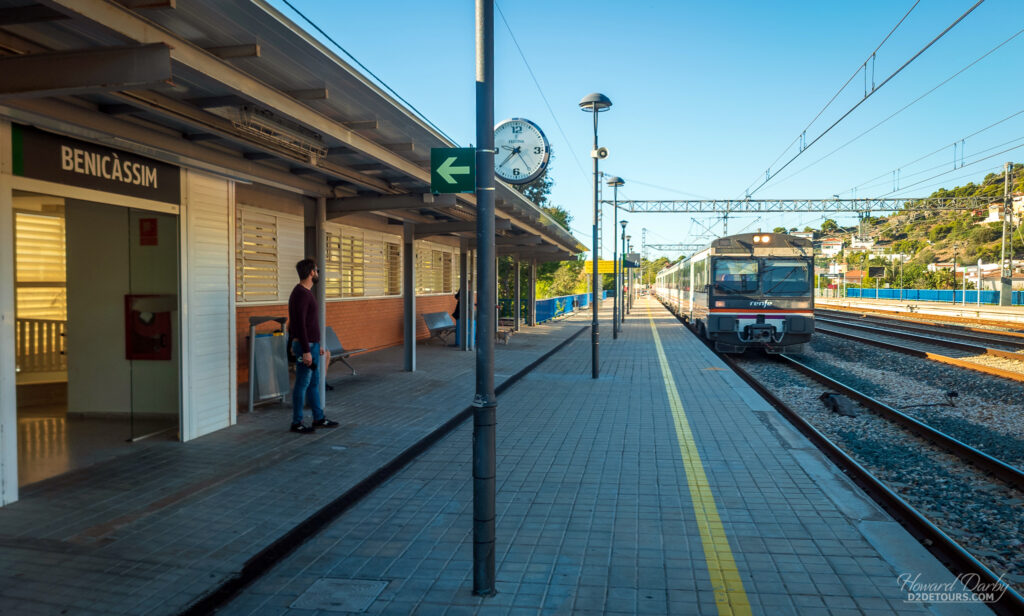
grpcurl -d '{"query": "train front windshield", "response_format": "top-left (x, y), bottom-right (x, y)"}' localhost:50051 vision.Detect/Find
top-left (713, 259), bottom-right (758, 294)
top-left (762, 260), bottom-right (810, 296)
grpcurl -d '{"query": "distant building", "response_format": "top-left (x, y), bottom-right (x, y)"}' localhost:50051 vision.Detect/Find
top-left (819, 238), bottom-right (843, 258)
top-left (847, 237), bottom-right (876, 252)
top-left (791, 231), bottom-right (814, 240)
top-left (982, 193), bottom-right (1023, 224)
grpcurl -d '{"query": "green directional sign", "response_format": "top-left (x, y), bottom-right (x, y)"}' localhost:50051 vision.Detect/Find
top-left (431, 147), bottom-right (476, 194)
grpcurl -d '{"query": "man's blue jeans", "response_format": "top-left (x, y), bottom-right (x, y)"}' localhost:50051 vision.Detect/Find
top-left (291, 341), bottom-right (325, 425)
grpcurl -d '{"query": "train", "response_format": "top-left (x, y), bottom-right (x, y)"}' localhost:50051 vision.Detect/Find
top-left (654, 232), bottom-right (814, 353)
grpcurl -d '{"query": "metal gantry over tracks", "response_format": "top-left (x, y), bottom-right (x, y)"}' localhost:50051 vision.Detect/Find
top-left (602, 196), bottom-right (1001, 213)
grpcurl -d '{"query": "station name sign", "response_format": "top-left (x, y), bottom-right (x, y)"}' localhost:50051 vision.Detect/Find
top-left (12, 123), bottom-right (181, 204)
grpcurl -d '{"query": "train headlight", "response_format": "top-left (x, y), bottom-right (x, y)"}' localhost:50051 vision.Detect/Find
top-left (752, 235), bottom-right (761, 243)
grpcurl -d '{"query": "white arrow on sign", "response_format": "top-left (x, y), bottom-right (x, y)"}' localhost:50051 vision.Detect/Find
top-left (437, 156), bottom-right (470, 184)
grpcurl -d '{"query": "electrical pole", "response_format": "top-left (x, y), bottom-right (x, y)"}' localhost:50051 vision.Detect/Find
top-left (1000, 162), bottom-right (1013, 306)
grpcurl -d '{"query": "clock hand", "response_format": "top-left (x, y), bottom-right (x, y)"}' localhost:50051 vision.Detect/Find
top-left (499, 150), bottom-right (516, 167)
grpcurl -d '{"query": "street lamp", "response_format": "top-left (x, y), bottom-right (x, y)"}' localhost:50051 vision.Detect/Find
top-left (607, 176), bottom-right (624, 339)
top-left (581, 92), bottom-right (611, 379)
top-left (620, 220), bottom-right (627, 331)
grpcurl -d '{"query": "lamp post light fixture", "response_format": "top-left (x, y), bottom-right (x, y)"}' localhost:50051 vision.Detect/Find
top-left (619, 219), bottom-right (627, 331)
top-left (580, 92), bottom-right (611, 379)
top-left (607, 176), bottom-right (624, 339)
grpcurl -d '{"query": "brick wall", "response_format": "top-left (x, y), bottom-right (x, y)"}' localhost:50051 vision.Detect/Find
top-left (235, 294), bottom-right (455, 384)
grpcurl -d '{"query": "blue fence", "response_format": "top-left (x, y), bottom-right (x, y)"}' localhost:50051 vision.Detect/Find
top-left (499, 291), bottom-right (610, 325)
top-left (843, 288), bottom-right (1024, 305)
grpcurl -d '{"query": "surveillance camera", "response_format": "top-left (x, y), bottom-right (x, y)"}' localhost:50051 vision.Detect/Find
top-left (592, 147), bottom-right (609, 159)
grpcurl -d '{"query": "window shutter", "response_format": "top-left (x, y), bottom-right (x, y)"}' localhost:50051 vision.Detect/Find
top-left (235, 207), bottom-right (279, 302)
top-left (14, 212), bottom-right (67, 320)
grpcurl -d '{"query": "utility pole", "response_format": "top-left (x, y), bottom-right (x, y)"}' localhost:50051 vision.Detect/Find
top-left (1000, 162), bottom-right (1014, 306)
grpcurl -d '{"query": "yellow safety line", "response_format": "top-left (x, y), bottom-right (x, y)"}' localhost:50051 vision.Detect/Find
top-left (648, 306), bottom-right (752, 616)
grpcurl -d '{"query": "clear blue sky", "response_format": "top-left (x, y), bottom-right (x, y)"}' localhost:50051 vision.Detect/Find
top-left (269, 0), bottom-right (1024, 260)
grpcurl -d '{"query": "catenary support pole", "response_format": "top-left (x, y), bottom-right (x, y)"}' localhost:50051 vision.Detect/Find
top-left (1000, 162), bottom-right (1013, 306)
top-left (473, 0), bottom-right (497, 596)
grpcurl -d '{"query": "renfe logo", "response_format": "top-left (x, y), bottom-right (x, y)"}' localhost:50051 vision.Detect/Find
top-left (749, 300), bottom-right (773, 308)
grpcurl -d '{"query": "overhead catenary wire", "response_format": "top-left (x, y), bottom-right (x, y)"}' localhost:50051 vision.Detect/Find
top-left (846, 108), bottom-right (1024, 194)
top-left (882, 143), bottom-right (1024, 197)
top-left (743, 0), bottom-right (987, 199)
top-left (857, 134), bottom-right (1024, 194)
top-left (769, 27), bottom-right (1024, 192)
top-left (740, 0), bottom-right (922, 198)
top-left (495, 2), bottom-right (590, 184)
top-left (278, 0), bottom-right (458, 144)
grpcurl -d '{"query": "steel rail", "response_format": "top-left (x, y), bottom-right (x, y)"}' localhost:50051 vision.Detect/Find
top-left (656, 298), bottom-right (1024, 614)
top-left (816, 317), bottom-right (1024, 360)
top-left (776, 354), bottom-right (1024, 491)
top-left (819, 309), bottom-right (1024, 343)
top-left (815, 301), bottom-right (1024, 329)
top-left (722, 352), bottom-right (1024, 615)
top-left (816, 325), bottom-right (1024, 383)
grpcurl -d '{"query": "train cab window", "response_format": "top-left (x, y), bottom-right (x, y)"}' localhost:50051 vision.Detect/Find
top-left (762, 259), bottom-right (810, 295)
top-left (713, 259), bottom-right (758, 294)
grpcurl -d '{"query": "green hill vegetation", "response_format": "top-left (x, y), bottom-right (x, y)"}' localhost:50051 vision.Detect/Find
top-left (814, 165), bottom-right (1024, 289)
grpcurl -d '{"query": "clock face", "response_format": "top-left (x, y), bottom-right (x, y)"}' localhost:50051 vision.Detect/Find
top-left (493, 118), bottom-right (550, 184)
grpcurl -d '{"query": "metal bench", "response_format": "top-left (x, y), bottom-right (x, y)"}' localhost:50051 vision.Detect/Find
top-left (324, 326), bottom-right (365, 376)
top-left (421, 312), bottom-right (456, 345)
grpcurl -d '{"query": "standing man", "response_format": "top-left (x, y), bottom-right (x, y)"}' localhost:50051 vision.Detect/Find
top-left (288, 258), bottom-right (338, 433)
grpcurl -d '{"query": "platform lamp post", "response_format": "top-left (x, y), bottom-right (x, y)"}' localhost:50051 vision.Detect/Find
top-left (580, 92), bottom-right (612, 379)
top-left (622, 235), bottom-right (630, 311)
top-left (607, 176), bottom-right (624, 339)
top-left (620, 220), bottom-right (628, 330)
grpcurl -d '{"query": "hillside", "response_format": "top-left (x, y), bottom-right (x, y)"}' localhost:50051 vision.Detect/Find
top-left (816, 167), bottom-right (1024, 266)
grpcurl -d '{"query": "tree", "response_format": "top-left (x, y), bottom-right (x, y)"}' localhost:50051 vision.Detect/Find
top-left (772, 226), bottom-right (787, 234)
top-left (821, 219), bottom-right (839, 233)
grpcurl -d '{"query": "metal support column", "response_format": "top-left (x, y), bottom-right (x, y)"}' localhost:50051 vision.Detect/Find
top-left (473, 0), bottom-right (497, 596)
top-left (460, 238), bottom-right (470, 351)
top-left (403, 222), bottom-right (416, 371)
top-left (514, 254), bottom-right (521, 331)
top-left (316, 197), bottom-right (327, 402)
top-left (528, 258), bottom-right (537, 326)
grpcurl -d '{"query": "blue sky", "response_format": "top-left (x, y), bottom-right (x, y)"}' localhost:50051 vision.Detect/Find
top-left (268, 0), bottom-right (1024, 260)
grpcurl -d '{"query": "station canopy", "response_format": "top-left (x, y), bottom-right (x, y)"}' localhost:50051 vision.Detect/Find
top-left (0, 0), bottom-right (585, 261)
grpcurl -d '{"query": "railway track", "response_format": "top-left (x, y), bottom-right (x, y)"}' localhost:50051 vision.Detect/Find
top-left (726, 353), bottom-right (1024, 614)
top-left (658, 300), bottom-right (1024, 613)
top-left (815, 309), bottom-right (1024, 349)
top-left (814, 317), bottom-right (1024, 383)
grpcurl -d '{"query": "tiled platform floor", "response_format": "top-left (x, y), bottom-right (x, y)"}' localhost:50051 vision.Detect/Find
top-left (0, 307), bottom-right (591, 616)
top-left (216, 298), bottom-right (988, 615)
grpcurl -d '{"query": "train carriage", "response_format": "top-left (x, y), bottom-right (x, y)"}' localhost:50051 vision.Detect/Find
top-left (655, 232), bottom-right (814, 353)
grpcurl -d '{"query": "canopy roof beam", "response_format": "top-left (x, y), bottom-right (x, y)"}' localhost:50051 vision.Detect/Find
top-left (0, 43), bottom-right (172, 99)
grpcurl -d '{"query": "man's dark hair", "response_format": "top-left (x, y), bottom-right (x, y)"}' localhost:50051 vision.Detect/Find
top-left (296, 258), bottom-right (317, 281)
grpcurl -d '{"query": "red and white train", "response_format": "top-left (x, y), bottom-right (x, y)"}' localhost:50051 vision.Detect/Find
top-left (655, 232), bottom-right (815, 353)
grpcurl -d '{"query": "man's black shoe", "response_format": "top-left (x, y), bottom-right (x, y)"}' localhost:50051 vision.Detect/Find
top-left (312, 418), bottom-right (339, 428)
top-left (290, 423), bottom-right (315, 434)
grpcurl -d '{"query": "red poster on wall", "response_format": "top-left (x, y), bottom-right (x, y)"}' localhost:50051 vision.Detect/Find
top-left (139, 218), bottom-right (158, 246)
top-left (125, 295), bottom-right (172, 360)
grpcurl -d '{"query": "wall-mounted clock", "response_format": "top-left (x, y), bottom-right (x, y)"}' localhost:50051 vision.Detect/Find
top-left (493, 118), bottom-right (550, 184)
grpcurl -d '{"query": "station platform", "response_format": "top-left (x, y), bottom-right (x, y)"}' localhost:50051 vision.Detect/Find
top-left (0, 298), bottom-right (990, 615)
top-left (817, 296), bottom-right (1024, 327)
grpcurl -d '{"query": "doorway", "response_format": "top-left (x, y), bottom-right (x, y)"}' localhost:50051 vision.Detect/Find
top-left (14, 192), bottom-right (180, 486)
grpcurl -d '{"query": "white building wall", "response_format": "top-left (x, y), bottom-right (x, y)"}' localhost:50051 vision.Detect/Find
top-left (181, 171), bottom-right (236, 441)
top-left (0, 120), bottom-right (16, 505)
